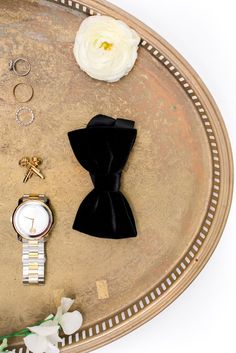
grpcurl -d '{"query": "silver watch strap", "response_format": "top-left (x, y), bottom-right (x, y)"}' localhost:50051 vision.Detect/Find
top-left (22, 239), bottom-right (46, 284)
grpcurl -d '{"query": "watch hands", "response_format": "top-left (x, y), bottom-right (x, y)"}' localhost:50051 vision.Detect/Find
top-left (30, 219), bottom-right (36, 234)
top-left (24, 216), bottom-right (36, 233)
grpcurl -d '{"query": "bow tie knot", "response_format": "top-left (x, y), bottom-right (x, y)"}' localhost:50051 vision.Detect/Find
top-left (90, 172), bottom-right (121, 192)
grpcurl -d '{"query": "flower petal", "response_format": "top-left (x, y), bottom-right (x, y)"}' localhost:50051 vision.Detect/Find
top-left (28, 325), bottom-right (60, 337)
top-left (45, 342), bottom-right (60, 353)
top-left (47, 332), bottom-right (63, 345)
top-left (60, 297), bottom-right (74, 314)
top-left (45, 314), bottom-right (54, 320)
top-left (24, 334), bottom-right (48, 353)
top-left (0, 338), bottom-right (8, 352)
top-left (41, 320), bottom-right (57, 328)
top-left (53, 306), bottom-right (63, 324)
top-left (59, 311), bottom-right (83, 335)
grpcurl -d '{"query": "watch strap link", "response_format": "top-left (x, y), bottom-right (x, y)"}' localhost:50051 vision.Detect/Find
top-left (21, 194), bottom-right (48, 203)
top-left (22, 239), bottom-right (45, 284)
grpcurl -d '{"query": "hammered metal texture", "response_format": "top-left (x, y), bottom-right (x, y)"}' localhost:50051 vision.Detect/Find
top-left (0, 0), bottom-right (232, 352)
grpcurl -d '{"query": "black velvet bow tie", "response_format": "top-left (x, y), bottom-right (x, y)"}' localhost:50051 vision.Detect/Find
top-left (67, 114), bottom-right (137, 239)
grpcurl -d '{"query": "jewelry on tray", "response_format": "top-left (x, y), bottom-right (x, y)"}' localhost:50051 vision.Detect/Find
top-left (16, 107), bottom-right (35, 126)
top-left (19, 157), bottom-right (45, 183)
top-left (13, 82), bottom-right (34, 103)
top-left (9, 57), bottom-right (31, 77)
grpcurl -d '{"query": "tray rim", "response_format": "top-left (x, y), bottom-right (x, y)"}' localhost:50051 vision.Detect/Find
top-left (5, 0), bottom-right (233, 352)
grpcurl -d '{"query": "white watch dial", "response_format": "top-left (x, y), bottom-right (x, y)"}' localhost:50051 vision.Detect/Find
top-left (13, 200), bottom-right (53, 239)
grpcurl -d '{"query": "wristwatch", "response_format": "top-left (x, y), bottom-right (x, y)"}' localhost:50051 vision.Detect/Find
top-left (12, 194), bottom-right (54, 285)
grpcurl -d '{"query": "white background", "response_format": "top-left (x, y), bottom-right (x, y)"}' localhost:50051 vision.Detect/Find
top-left (94, 1), bottom-right (236, 353)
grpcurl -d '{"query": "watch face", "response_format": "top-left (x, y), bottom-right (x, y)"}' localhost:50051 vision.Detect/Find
top-left (12, 200), bottom-right (53, 239)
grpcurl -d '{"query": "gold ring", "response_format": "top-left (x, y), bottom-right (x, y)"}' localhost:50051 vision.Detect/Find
top-left (13, 83), bottom-right (34, 103)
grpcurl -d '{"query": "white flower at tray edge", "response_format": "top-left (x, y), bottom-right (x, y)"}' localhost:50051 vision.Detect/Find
top-left (0, 338), bottom-right (7, 352)
top-left (73, 15), bottom-right (140, 82)
top-left (24, 297), bottom-right (83, 353)
top-left (53, 297), bottom-right (83, 336)
top-left (24, 318), bottom-right (61, 353)
top-left (0, 338), bottom-right (14, 353)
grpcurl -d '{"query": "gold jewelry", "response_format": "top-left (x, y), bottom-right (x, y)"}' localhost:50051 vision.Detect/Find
top-left (13, 82), bottom-right (34, 103)
top-left (19, 157), bottom-right (45, 183)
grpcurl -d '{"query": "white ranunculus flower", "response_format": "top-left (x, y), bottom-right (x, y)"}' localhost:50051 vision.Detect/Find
top-left (73, 15), bottom-right (140, 82)
top-left (53, 297), bottom-right (83, 335)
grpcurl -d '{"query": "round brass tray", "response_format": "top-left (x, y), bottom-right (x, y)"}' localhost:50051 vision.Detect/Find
top-left (0, 0), bottom-right (233, 352)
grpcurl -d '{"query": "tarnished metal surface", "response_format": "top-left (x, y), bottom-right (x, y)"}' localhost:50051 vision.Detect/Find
top-left (0, 0), bottom-right (232, 352)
